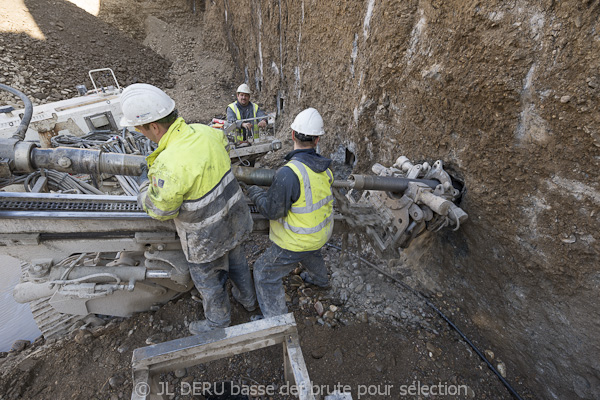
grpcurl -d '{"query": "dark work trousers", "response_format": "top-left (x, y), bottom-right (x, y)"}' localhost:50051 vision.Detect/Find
top-left (188, 244), bottom-right (256, 327)
top-left (253, 243), bottom-right (329, 318)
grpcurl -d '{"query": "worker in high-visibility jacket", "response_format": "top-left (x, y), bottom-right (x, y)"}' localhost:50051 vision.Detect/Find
top-left (226, 83), bottom-right (268, 142)
top-left (246, 108), bottom-right (334, 318)
top-left (120, 83), bottom-right (257, 334)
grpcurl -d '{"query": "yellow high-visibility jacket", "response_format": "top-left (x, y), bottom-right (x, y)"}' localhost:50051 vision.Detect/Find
top-left (227, 102), bottom-right (259, 141)
top-left (139, 117), bottom-right (252, 263)
top-left (270, 160), bottom-right (334, 252)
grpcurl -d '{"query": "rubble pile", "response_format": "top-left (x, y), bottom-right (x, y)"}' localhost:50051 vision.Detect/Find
top-left (0, 3), bottom-right (171, 109)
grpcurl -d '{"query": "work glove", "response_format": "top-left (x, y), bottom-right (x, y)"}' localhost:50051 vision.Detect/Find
top-left (137, 164), bottom-right (149, 185)
top-left (238, 181), bottom-right (249, 194)
top-left (137, 178), bottom-right (150, 210)
top-left (246, 185), bottom-right (264, 203)
top-left (136, 189), bottom-right (147, 210)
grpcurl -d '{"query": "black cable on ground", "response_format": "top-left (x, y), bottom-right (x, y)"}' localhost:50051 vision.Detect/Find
top-left (325, 242), bottom-right (526, 400)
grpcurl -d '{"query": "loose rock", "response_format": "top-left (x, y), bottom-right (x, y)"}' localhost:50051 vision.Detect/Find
top-left (9, 340), bottom-right (29, 353)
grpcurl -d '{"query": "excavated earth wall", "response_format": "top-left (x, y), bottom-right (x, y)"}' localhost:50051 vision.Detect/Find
top-left (201, 1), bottom-right (600, 399)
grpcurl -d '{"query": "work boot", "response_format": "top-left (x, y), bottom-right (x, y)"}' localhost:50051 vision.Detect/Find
top-left (232, 286), bottom-right (257, 312)
top-left (188, 319), bottom-right (227, 335)
top-left (300, 271), bottom-right (331, 289)
top-left (242, 303), bottom-right (257, 312)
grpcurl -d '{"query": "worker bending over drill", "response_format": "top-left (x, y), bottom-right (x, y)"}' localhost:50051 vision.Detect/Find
top-left (226, 83), bottom-right (268, 142)
top-left (120, 83), bottom-right (256, 334)
top-left (246, 108), bottom-right (334, 318)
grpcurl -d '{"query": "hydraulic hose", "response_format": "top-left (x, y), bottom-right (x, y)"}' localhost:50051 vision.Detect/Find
top-left (325, 242), bottom-right (526, 400)
top-left (0, 83), bottom-right (33, 141)
top-left (24, 169), bottom-right (104, 195)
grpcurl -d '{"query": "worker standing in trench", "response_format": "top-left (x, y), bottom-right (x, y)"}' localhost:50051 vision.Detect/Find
top-left (226, 83), bottom-right (268, 143)
top-left (120, 83), bottom-right (257, 335)
top-left (245, 108), bottom-right (334, 318)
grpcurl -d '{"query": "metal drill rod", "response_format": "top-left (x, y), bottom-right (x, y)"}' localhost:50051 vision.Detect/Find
top-left (31, 147), bottom-right (146, 176)
top-left (232, 165), bottom-right (276, 186)
top-left (232, 166), bottom-right (440, 192)
top-left (235, 116), bottom-right (269, 123)
top-left (21, 147), bottom-right (439, 193)
top-left (348, 174), bottom-right (439, 191)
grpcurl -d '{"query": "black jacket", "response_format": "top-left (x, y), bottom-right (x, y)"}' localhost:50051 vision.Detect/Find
top-left (248, 148), bottom-right (332, 220)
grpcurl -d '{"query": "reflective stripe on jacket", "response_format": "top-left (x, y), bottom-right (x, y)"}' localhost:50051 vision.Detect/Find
top-left (139, 117), bottom-right (253, 263)
top-left (269, 160), bottom-right (334, 252)
top-left (228, 102), bottom-right (259, 140)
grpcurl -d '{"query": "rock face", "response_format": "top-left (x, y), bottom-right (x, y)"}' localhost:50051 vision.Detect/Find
top-left (203, 1), bottom-right (600, 399)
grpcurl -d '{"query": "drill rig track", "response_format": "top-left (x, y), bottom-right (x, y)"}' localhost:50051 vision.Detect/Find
top-left (0, 192), bottom-right (141, 219)
top-left (0, 192), bottom-right (262, 219)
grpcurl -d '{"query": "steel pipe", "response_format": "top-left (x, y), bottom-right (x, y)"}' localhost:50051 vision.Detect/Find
top-left (233, 166), bottom-right (440, 193)
top-left (10, 145), bottom-right (441, 194)
top-left (348, 174), bottom-right (439, 192)
top-left (31, 147), bottom-right (146, 176)
top-left (0, 138), bottom-right (37, 174)
top-left (232, 165), bottom-right (276, 186)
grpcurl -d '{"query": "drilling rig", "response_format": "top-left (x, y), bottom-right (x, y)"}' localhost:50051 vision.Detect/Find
top-left (0, 73), bottom-right (467, 339)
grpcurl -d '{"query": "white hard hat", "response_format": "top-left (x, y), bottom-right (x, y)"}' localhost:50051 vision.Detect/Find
top-left (119, 83), bottom-right (176, 126)
top-left (290, 107), bottom-right (325, 136)
top-left (236, 83), bottom-right (251, 94)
